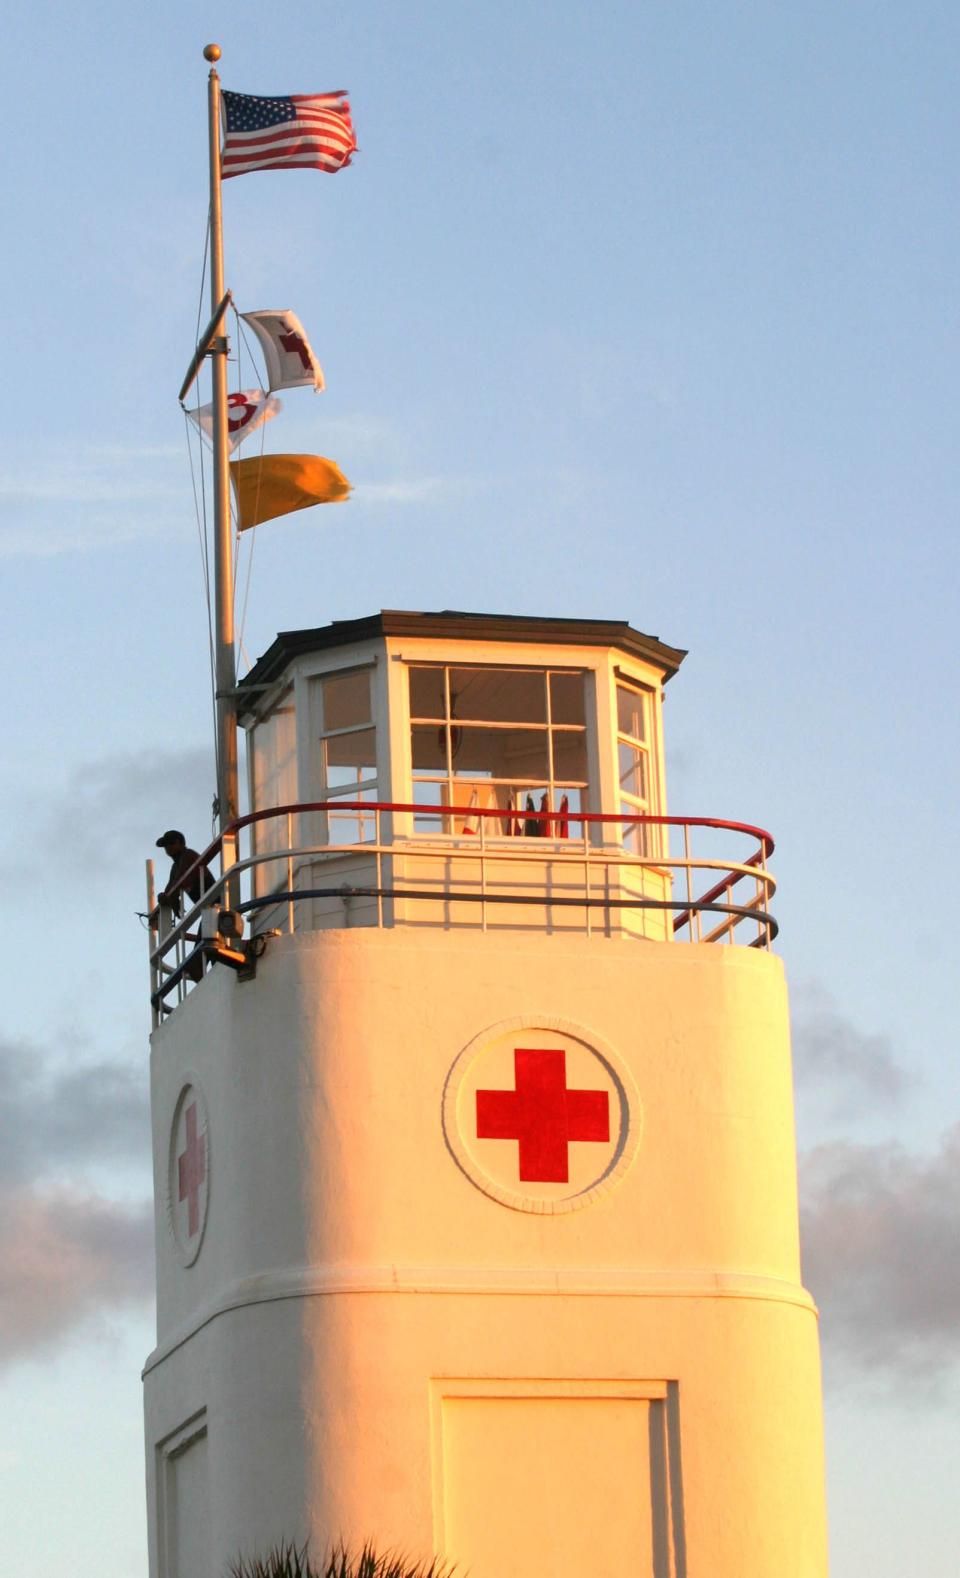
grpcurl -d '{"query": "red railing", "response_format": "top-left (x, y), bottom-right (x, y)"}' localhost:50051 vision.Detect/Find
top-left (146, 803), bottom-right (776, 1020)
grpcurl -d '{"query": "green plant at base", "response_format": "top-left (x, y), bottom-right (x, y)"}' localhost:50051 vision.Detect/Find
top-left (228, 1540), bottom-right (455, 1578)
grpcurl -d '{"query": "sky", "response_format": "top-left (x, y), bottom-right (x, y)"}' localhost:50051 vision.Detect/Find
top-left (0, 1), bottom-right (958, 1573)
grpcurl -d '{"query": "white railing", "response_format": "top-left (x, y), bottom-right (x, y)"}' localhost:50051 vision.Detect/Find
top-left (145, 802), bottom-right (777, 1023)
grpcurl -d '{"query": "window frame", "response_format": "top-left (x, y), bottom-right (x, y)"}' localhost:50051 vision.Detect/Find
top-left (312, 665), bottom-right (380, 845)
top-left (248, 686), bottom-right (299, 894)
top-left (615, 677), bottom-right (659, 858)
top-left (406, 661), bottom-right (590, 838)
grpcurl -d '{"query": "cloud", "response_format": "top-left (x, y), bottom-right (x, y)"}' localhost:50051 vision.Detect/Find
top-left (1, 746), bottom-right (215, 884)
top-left (0, 1036), bottom-right (149, 1188)
top-left (351, 477), bottom-right (447, 504)
top-left (801, 1127), bottom-right (960, 1383)
top-left (792, 984), bottom-right (912, 1127)
top-left (0, 1187), bottom-right (153, 1365)
top-left (0, 442), bottom-right (187, 559)
top-left (0, 1035), bottom-right (154, 1366)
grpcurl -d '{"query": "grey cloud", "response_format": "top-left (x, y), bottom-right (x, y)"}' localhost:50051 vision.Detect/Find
top-left (57, 748), bottom-right (215, 868)
top-left (0, 1035), bottom-right (149, 1187)
top-left (0, 1034), bottom-right (153, 1365)
top-left (792, 984), bottom-right (912, 1125)
top-left (801, 1127), bottom-right (960, 1382)
top-left (2, 746), bottom-right (215, 883)
top-left (0, 1187), bottom-right (153, 1364)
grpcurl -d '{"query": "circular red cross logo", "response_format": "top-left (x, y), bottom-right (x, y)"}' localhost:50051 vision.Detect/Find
top-left (168, 1082), bottom-right (210, 1265)
top-left (444, 1021), bottom-right (640, 1213)
top-left (476, 1047), bottom-right (611, 1184)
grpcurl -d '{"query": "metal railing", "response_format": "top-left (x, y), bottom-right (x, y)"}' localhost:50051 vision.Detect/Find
top-left (145, 802), bottom-right (776, 1022)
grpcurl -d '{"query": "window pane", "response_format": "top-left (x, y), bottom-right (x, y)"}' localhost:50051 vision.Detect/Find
top-left (620, 800), bottom-right (649, 857)
top-left (552, 729), bottom-right (588, 785)
top-left (616, 683), bottom-right (648, 742)
top-left (412, 723), bottom-right (448, 773)
top-left (252, 698), bottom-right (297, 813)
top-left (453, 724), bottom-right (549, 781)
top-left (409, 666), bottom-right (445, 720)
top-left (618, 741), bottom-right (648, 800)
top-left (450, 667), bottom-right (547, 724)
top-left (412, 779), bottom-right (446, 833)
top-left (251, 694), bottom-right (297, 889)
top-left (322, 670), bottom-right (371, 732)
top-left (327, 785), bottom-right (377, 845)
top-left (561, 787), bottom-right (584, 830)
top-left (324, 727), bottom-right (376, 789)
top-left (550, 672), bottom-right (586, 725)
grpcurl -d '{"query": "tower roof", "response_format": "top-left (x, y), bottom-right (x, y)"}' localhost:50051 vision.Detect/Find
top-left (238, 609), bottom-right (687, 694)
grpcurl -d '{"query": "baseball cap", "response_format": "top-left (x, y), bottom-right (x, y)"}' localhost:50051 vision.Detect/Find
top-left (156, 830), bottom-right (186, 848)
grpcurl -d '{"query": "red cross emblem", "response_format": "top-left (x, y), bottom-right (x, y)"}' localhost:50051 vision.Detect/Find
top-left (476, 1047), bottom-right (610, 1183)
top-left (177, 1101), bottom-right (206, 1238)
top-left (278, 322), bottom-right (312, 370)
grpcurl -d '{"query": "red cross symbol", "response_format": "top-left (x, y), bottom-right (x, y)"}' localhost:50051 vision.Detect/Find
top-left (278, 322), bottom-right (312, 371)
top-left (177, 1102), bottom-right (206, 1238)
top-left (476, 1048), bottom-right (610, 1183)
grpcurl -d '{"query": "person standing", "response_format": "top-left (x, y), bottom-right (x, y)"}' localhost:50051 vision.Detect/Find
top-left (155, 830), bottom-right (214, 984)
top-left (155, 830), bottom-right (214, 911)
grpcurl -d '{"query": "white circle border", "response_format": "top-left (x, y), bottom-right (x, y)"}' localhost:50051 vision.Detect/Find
top-left (166, 1073), bottom-right (211, 1268)
top-left (442, 1014), bottom-right (643, 1215)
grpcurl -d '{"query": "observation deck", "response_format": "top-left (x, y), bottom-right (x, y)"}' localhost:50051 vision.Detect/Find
top-left (145, 611), bottom-right (777, 1021)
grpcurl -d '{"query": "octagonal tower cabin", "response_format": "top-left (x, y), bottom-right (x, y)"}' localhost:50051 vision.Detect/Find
top-left (143, 610), bottom-right (828, 1578)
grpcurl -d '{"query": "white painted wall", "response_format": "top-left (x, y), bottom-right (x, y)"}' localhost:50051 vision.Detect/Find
top-left (144, 929), bottom-right (827, 1577)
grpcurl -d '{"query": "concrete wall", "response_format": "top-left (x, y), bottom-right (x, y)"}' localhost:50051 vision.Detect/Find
top-left (144, 929), bottom-right (827, 1577)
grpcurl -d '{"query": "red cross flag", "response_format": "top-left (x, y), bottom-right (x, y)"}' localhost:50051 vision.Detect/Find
top-left (240, 309), bottom-right (325, 392)
top-left (187, 387), bottom-right (282, 451)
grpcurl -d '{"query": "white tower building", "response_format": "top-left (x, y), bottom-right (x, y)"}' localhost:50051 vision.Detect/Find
top-left (143, 609), bottom-right (828, 1578)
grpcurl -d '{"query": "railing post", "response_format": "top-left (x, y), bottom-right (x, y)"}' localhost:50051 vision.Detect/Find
top-left (479, 809), bottom-right (488, 933)
top-left (682, 823), bottom-right (693, 943)
top-left (287, 812), bottom-right (295, 936)
top-left (146, 860), bottom-right (160, 1029)
top-left (640, 821), bottom-right (648, 941)
top-left (222, 826), bottom-right (239, 914)
top-left (376, 804), bottom-right (384, 930)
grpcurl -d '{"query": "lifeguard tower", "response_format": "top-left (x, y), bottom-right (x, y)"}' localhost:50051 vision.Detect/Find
top-left (143, 609), bottom-right (828, 1578)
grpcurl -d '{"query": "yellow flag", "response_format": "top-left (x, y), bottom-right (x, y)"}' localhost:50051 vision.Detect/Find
top-left (229, 453), bottom-right (351, 530)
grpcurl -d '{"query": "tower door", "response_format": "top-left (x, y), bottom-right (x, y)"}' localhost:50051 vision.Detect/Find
top-left (436, 1380), bottom-right (684, 1577)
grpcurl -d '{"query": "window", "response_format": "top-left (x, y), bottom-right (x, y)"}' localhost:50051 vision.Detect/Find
top-left (616, 680), bottom-right (655, 856)
top-left (408, 665), bottom-right (589, 837)
top-left (317, 669), bottom-right (378, 843)
top-left (250, 691), bottom-right (297, 892)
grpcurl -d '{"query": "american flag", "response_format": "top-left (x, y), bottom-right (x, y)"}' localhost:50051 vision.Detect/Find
top-left (221, 91), bottom-right (356, 179)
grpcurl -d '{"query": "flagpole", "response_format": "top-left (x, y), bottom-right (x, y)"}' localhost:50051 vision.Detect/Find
top-left (203, 43), bottom-right (240, 878)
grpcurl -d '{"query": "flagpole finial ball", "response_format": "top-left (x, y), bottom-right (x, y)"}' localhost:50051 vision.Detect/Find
top-left (203, 43), bottom-right (222, 63)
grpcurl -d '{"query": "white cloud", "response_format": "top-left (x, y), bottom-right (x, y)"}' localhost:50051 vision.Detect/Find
top-left (0, 442), bottom-right (188, 559)
top-left (351, 477), bottom-right (447, 504)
